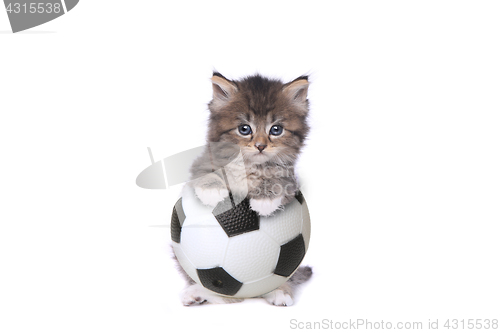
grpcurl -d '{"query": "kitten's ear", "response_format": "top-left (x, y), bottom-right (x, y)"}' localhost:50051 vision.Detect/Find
top-left (283, 76), bottom-right (309, 104)
top-left (211, 72), bottom-right (238, 102)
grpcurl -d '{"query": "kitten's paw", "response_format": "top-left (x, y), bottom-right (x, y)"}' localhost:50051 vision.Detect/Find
top-left (181, 284), bottom-right (242, 306)
top-left (249, 196), bottom-right (283, 216)
top-left (263, 289), bottom-right (294, 306)
top-left (195, 187), bottom-right (229, 207)
top-left (181, 284), bottom-right (208, 306)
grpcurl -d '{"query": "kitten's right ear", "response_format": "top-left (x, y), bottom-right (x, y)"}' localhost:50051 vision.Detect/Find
top-left (211, 72), bottom-right (238, 103)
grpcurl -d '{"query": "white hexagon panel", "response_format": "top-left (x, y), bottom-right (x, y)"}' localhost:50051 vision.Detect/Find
top-left (260, 197), bottom-right (303, 245)
top-left (180, 225), bottom-right (229, 268)
top-left (223, 231), bottom-right (280, 283)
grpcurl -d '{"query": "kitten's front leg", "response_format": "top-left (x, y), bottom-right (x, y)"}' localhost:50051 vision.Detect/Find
top-left (195, 187), bottom-right (229, 207)
top-left (248, 178), bottom-right (297, 216)
top-left (191, 173), bottom-right (229, 207)
top-left (249, 196), bottom-right (284, 217)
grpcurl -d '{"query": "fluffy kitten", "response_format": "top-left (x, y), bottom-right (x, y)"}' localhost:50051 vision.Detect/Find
top-left (177, 72), bottom-right (312, 306)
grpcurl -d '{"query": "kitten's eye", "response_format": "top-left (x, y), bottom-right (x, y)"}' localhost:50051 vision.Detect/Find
top-left (269, 125), bottom-right (283, 136)
top-left (238, 124), bottom-right (252, 136)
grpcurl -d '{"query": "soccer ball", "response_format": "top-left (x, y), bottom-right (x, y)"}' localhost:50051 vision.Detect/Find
top-left (171, 185), bottom-right (311, 298)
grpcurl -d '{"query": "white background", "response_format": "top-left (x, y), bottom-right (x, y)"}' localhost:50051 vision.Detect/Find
top-left (1, 1), bottom-right (499, 332)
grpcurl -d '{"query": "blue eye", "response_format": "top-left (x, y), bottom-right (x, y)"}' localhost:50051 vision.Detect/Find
top-left (238, 124), bottom-right (252, 135)
top-left (269, 125), bottom-right (283, 136)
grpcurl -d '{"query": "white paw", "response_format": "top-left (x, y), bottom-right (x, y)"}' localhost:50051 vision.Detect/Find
top-left (263, 289), bottom-right (294, 306)
top-left (181, 284), bottom-right (241, 306)
top-left (250, 196), bottom-right (283, 216)
top-left (181, 284), bottom-right (208, 306)
top-left (195, 187), bottom-right (229, 207)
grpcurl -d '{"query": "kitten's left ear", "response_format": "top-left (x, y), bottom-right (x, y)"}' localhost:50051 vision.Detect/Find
top-left (283, 76), bottom-right (309, 104)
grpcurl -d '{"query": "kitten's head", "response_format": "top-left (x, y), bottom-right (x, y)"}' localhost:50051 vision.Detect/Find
top-left (207, 72), bottom-right (310, 166)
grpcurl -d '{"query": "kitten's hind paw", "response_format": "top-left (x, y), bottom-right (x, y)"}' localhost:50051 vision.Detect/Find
top-left (195, 187), bottom-right (229, 207)
top-left (249, 197), bottom-right (283, 216)
top-left (182, 284), bottom-right (208, 306)
top-left (263, 288), bottom-right (294, 306)
top-left (181, 284), bottom-right (242, 306)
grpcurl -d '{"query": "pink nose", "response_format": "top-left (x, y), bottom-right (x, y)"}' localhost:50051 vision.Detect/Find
top-left (255, 143), bottom-right (267, 152)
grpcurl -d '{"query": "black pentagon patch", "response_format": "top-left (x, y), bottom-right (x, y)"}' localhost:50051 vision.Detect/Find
top-left (170, 198), bottom-right (185, 243)
top-left (274, 234), bottom-right (306, 277)
top-left (174, 198), bottom-right (186, 226)
top-left (295, 190), bottom-right (305, 205)
top-left (197, 267), bottom-right (243, 296)
top-left (213, 195), bottom-right (259, 237)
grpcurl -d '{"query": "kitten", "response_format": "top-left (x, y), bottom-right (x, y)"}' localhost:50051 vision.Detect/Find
top-left (177, 72), bottom-right (312, 306)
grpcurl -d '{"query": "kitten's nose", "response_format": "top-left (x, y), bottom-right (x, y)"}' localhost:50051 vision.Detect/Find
top-left (255, 143), bottom-right (267, 152)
